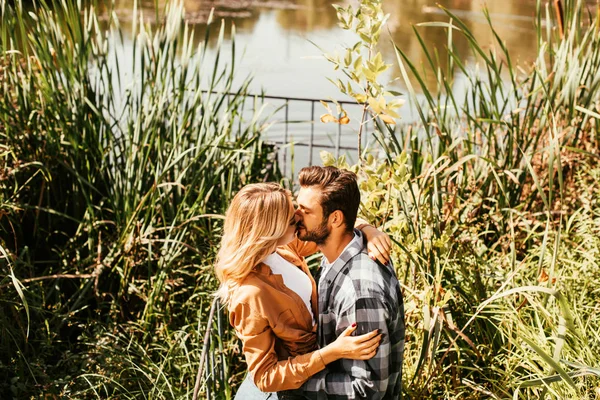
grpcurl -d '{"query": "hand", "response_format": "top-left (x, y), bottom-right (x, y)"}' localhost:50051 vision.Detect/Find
top-left (363, 226), bottom-right (392, 264)
top-left (319, 324), bottom-right (381, 364)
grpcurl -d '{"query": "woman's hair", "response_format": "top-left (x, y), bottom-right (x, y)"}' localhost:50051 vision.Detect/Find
top-left (215, 183), bottom-right (294, 306)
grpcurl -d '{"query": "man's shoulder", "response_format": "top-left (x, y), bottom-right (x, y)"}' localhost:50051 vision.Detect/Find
top-left (345, 250), bottom-right (393, 280)
top-left (333, 251), bottom-right (396, 301)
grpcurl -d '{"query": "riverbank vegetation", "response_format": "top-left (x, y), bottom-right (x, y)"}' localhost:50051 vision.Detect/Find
top-left (323, 0), bottom-right (600, 397)
top-left (1, 0), bottom-right (599, 398)
top-left (0, 0), bottom-right (277, 397)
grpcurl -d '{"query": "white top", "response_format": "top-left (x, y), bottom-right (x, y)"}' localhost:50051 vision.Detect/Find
top-left (264, 252), bottom-right (315, 323)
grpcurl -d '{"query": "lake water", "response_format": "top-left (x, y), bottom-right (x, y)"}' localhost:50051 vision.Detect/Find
top-left (110, 0), bottom-right (544, 170)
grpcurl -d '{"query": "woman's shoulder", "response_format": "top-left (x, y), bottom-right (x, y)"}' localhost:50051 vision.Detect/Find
top-left (228, 268), bottom-right (270, 308)
top-left (229, 281), bottom-right (259, 304)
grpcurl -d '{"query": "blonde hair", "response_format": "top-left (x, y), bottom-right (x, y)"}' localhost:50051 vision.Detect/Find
top-left (215, 183), bottom-right (294, 306)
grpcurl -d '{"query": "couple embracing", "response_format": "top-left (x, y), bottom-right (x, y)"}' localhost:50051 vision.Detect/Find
top-left (215, 166), bottom-right (405, 399)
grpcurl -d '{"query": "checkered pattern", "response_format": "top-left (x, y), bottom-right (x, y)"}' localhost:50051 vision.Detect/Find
top-left (301, 230), bottom-right (405, 399)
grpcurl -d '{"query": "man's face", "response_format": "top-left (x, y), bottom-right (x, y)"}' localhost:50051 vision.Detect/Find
top-left (295, 186), bottom-right (331, 245)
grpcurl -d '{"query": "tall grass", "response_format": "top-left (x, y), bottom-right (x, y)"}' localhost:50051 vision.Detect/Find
top-left (0, 0), bottom-right (278, 397)
top-left (346, 0), bottom-right (600, 397)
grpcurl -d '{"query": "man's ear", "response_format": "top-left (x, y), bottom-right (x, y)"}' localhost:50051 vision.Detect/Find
top-left (329, 210), bottom-right (345, 229)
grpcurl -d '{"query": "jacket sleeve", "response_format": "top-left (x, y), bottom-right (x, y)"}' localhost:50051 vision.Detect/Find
top-left (230, 301), bottom-right (327, 392)
top-left (286, 237), bottom-right (320, 258)
top-left (286, 222), bottom-right (373, 258)
top-left (354, 217), bottom-right (372, 231)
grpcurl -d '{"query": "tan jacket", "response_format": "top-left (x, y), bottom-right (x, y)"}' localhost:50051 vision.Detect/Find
top-left (228, 238), bottom-right (324, 392)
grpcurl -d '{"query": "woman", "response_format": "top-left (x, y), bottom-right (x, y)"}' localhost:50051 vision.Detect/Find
top-left (215, 183), bottom-right (391, 399)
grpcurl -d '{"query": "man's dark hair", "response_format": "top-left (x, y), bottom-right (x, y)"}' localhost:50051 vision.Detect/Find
top-left (298, 166), bottom-right (360, 232)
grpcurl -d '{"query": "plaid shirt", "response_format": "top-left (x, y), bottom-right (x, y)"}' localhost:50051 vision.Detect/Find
top-left (301, 230), bottom-right (405, 399)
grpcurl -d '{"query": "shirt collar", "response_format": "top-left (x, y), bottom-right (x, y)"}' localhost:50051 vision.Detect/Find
top-left (321, 231), bottom-right (360, 268)
top-left (319, 229), bottom-right (364, 285)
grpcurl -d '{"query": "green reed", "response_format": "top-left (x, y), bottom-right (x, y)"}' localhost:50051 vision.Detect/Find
top-left (0, 0), bottom-right (278, 397)
top-left (353, 0), bottom-right (600, 397)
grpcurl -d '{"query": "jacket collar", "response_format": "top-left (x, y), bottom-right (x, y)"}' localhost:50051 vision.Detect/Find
top-left (253, 262), bottom-right (273, 276)
top-left (253, 245), bottom-right (305, 276)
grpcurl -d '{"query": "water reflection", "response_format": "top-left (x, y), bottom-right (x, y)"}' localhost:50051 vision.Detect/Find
top-left (274, 0), bottom-right (339, 33)
top-left (381, 0), bottom-right (539, 90)
top-left (107, 0), bottom-right (541, 98)
top-left (95, 0), bottom-right (544, 169)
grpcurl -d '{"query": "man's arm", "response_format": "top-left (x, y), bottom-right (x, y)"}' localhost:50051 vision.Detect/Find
top-left (302, 297), bottom-right (391, 400)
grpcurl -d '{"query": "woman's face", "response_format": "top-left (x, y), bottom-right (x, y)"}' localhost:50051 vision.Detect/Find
top-left (276, 199), bottom-right (298, 247)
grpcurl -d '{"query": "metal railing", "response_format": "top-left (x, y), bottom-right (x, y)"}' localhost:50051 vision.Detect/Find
top-left (219, 91), bottom-right (377, 177)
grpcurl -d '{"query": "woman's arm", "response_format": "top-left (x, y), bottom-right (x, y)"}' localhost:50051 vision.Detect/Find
top-left (355, 218), bottom-right (392, 265)
top-left (286, 237), bottom-right (320, 258)
top-left (231, 302), bottom-right (380, 392)
top-left (287, 218), bottom-right (392, 262)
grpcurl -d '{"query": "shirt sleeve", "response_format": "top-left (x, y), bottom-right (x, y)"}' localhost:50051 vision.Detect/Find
top-left (230, 301), bottom-right (327, 392)
top-left (301, 297), bottom-right (391, 400)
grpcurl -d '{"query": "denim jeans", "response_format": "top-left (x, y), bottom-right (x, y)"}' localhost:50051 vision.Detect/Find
top-left (235, 374), bottom-right (278, 400)
top-left (235, 374), bottom-right (308, 400)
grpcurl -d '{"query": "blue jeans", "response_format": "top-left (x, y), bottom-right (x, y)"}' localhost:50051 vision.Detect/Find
top-left (235, 374), bottom-right (278, 400)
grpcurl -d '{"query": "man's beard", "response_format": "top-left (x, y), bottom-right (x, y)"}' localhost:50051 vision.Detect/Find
top-left (297, 219), bottom-right (330, 245)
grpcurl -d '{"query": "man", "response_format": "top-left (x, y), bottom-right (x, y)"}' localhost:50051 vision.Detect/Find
top-left (294, 166), bottom-right (405, 400)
